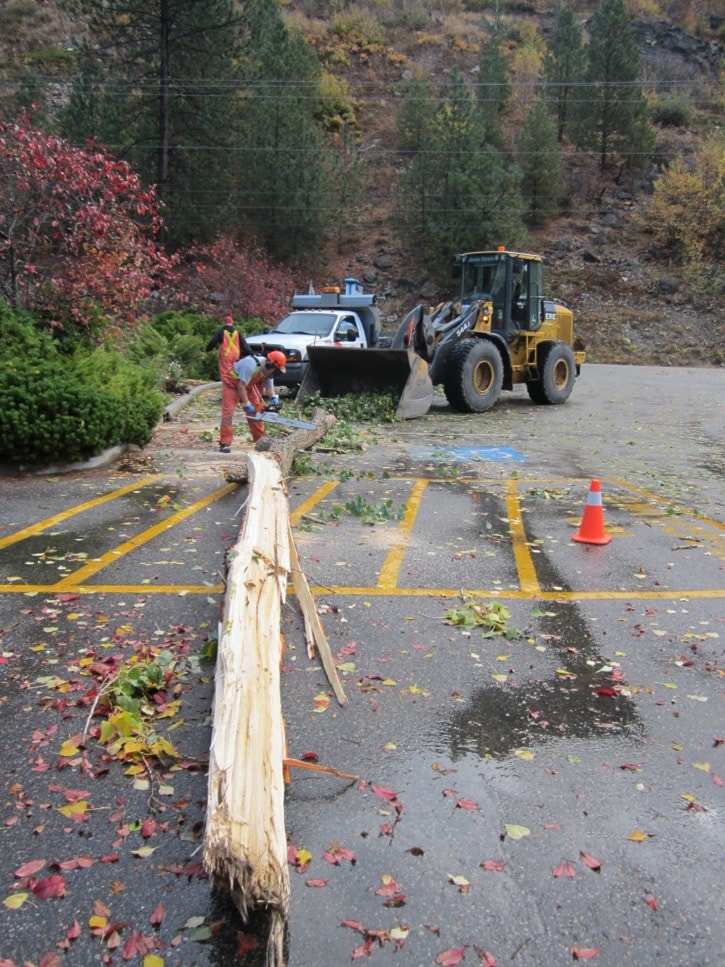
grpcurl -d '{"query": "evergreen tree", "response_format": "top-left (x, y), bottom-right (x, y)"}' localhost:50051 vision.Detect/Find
top-left (397, 71), bottom-right (525, 268)
top-left (396, 77), bottom-right (435, 154)
top-left (476, 25), bottom-right (510, 146)
top-left (235, 0), bottom-right (335, 262)
top-left (577, 0), bottom-right (655, 170)
top-left (332, 124), bottom-right (367, 254)
top-left (542, 5), bottom-right (586, 142)
top-left (516, 97), bottom-right (562, 227)
top-left (59, 0), bottom-right (243, 244)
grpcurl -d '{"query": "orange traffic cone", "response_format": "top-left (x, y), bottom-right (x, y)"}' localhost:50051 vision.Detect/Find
top-left (572, 479), bottom-right (612, 545)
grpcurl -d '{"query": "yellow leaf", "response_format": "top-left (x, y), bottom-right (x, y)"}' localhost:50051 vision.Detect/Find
top-left (390, 927), bottom-right (409, 941)
top-left (144, 955), bottom-right (165, 967)
top-left (295, 848), bottom-right (312, 867)
top-left (382, 678), bottom-right (397, 686)
top-left (514, 749), bottom-right (535, 761)
top-left (58, 799), bottom-right (88, 819)
top-left (692, 762), bottom-right (710, 772)
top-left (660, 682), bottom-right (677, 689)
top-left (680, 793), bottom-right (696, 802)
top-left (132, 846), bottom-right (156, 858)
top-left (491, 673), bottom-right (508, 683)
top-left (629, 830), bottom-right (648, 842)
top-left (505, 824), bottom-right (530, 840)
top-left (89, 915), bottom-right (107, 929)
top-left (496, 655), bottom-right (509, 661)
top-left (59, 740), bottom-right (80, 757)
top-left (3, 892), bottom-right (29, 909)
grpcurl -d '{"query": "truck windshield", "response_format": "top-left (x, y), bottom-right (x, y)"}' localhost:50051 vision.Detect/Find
top-left (275, 312), bottom-right (336, 336)
top-left (460, 255), bottom-right (507, 307)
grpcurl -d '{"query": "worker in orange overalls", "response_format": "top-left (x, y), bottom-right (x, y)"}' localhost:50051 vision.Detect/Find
top-left (232, 351), bottom-right (287, 446)
top-left (206, 315), bottom-right (252, 453)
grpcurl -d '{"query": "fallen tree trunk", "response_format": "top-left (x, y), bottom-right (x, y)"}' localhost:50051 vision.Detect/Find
top-left (204, 451), bottom-right (291, 966)
top-left (224, 407), bottom-right (336, 483)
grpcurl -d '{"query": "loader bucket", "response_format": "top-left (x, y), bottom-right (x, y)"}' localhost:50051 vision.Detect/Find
top-left (297, 346), bottom-right (434, 419)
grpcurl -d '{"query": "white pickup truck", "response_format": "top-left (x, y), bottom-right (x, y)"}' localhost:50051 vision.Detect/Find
top-left (245, 282), bottom-right (380, 387)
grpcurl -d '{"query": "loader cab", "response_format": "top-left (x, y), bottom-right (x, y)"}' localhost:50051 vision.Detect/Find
top-left (456, 251), bottom-right (544, 339)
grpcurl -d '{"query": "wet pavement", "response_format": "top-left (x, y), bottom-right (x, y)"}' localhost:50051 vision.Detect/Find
top-left (0, 365), bottom-right (723, 967)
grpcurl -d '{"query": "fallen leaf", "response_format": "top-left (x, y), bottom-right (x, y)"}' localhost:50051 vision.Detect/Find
top-left (480, 859), bottom-right (506, 872)
top-left (31, 874), bottom-right (66, 899)
top-left (579, 851), bottom-right (602, 872)
top-left (504, 824), bottom-right (530, 840)
top-left (14, 858), bottom-right (46, 878)
top-left (629, 830), bottom-right (649, 842)
top-left (436, 948), bottom-right (466, 966)
top-left (645, 893), bottom-right (658, 911)
top-left (3, 892), bottom-right (29, 909)
top-left (571, 947), bottom-right (600, 960)
top-left (553, 861), bottom-right (576, 879)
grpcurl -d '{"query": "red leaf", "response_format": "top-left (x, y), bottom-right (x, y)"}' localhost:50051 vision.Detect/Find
top-left (455, 798), bottom-right (479, 811)
top-left (436, 948), bottom-right (466, 966)
top-left (140, 818), bottom-right (157, 839)
top-left (407, 846), bottom-right (425, 857)
top-left (300, 751), bottom-right (319, 762)
top-left (56, 856), bottom-right (94, 871)
top-left (481, 859), bottom-right (506, 872)
top-left (571, 947), bottom-right (600, 960)
top-left (237, 932), bottom-right (258, 955)
top-left (66, 919), bottom-right (81, 941)
top-left (553, 861), bottom-right (576, 879)
top-left (341, 920), bottom-right (365, 934)
top-left (619, 763), bottom-right (642, 772)
top-left (305, 879), bottom-right (328, 888)
top-left (149, 902), bottom-right (165, 926)
top-left (579, 851), bottom-right (602, 872)
top-left (31, 874), bottom-right (66, 899)
top-left (646, 893), bottom-right (658, 911)
top-left (713, 774), bottom-right (724, 787)
top-left (14, 858), bottom-right (46, 878)
top-left (38, 954), bottom-right (63, 967)
top-left (375, 878), bottom-right (401, 898)
top-left (371, 785), bottom-right (398, 802)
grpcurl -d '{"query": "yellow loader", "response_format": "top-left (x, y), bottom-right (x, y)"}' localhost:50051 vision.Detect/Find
top-left (297, 249), bottom-right (585, 419)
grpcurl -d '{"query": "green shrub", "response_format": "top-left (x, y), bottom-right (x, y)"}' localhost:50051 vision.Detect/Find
top-left (0, 361), bottom-right (125, 463)
top-left (650, 94), bottom-right (694, 128)
top-left (71, 343), bottom-right (165, 447)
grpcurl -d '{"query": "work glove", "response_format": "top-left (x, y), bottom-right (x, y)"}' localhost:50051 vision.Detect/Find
top-left (270, 395), bottom-right (279, 407)
top-left (244, 403), bottom-right (257, 416)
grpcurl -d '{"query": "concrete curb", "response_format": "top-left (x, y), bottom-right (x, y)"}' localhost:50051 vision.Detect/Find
top-left (0, 382), bottom-right (222, 478)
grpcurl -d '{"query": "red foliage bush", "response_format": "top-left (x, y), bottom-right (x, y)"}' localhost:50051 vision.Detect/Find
top-left (176, 234), bottom-right (301, 326)
top-left (0, 115), bottom-right (173, 334)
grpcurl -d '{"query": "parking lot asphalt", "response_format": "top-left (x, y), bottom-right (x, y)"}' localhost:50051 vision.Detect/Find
top-left (0, 364), bottom-right (723, 967)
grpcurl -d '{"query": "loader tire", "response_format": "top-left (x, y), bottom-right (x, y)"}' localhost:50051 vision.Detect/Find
top-left (527, 341), bottom-right (575, 405)
top-left (442, 338), bottom-right (503, 413)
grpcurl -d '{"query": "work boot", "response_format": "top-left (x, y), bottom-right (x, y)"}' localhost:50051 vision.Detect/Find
top-left (219, 444), bottom-right (231, 453)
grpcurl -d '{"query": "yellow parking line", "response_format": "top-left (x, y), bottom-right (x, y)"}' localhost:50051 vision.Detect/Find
top-left (290, 481), bottom-right (339, 526)
top-left (0, 475), bottom-right (161, 549)
top-left (51, 482), bottom-right (238, 588)
top-left (378, 479), bottom-right (429, 590)
top-left (0, 583), bottom-right (225, 595)
top-left (505, 479), bottom-right (541, 595)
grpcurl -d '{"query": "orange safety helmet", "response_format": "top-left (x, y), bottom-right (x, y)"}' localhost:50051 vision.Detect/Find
top-left (266, 350), bottom-right (287, 373)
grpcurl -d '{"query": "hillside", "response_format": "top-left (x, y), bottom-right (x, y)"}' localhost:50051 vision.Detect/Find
top-left (286, 2), bottom-right (723, 366)
top-left (0, 0), bottom-right (722, 366)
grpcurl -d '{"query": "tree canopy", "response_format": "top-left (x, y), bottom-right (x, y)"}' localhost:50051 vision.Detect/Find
top-left (0, 117), bottom-right (172, 336)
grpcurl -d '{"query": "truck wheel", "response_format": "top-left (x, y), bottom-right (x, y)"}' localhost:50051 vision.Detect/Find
top-left (529, 341), bottom-right (576, 404)
top-left (442, 339), bottom-right (503, 413)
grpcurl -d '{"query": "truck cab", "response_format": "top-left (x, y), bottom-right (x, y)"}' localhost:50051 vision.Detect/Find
top-left (245, 281), bottom-right (380, 387)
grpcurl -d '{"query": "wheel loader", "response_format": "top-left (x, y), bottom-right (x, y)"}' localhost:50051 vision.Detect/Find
top-left (296, 249), bottom-right (585, 419)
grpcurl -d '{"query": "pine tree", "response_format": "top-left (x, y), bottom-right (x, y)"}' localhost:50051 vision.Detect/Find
top-left (476, 26), bottom-right (510, 147)
top-left (577, 0), bottom-right (655, 170)
top-left (235, 0), bottom-right (335, 262)
top-left (59, 0), bottom-right (243, 244)
top-left (517, 97), bottom-right (562, 227)
top-left (396, 77), bottom-right (435, 154)
top-left (542, 5), bottom-right (586, 142)
top-left (397, 71), bottom-right (525, 268)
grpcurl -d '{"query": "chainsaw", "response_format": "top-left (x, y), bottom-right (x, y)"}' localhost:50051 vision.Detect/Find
top-left (248, 404), bottom-right (317, 430)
